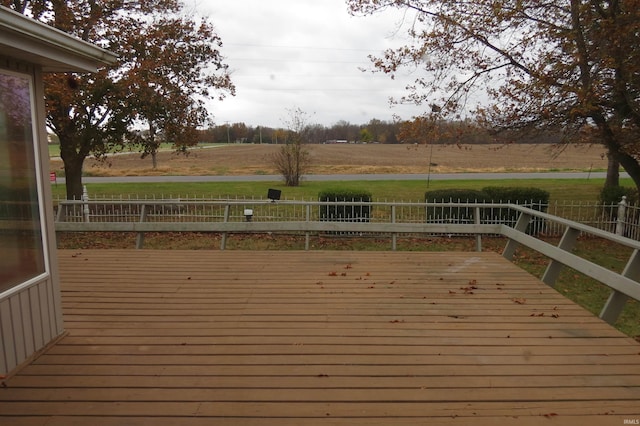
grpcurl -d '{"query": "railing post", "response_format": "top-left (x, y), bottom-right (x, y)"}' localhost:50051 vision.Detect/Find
top-left (220, 204), bottom-right (230, 250)
top-left (541, 226), bottom-right (580, 287)
top-left (474, 206), bottom-right (482, 252)
top-left (503, 209), bottom-right (531, 260)
top-left (305, 204), bottom-right (310, 251)
top-left (135, 204), bottom-right (148, 249)
top-left (616, 196), bottom-right (628, 236)
top-left (600, 248), bottom-right (640, 324)
top-left (55, 201), bottom-right (65, 222)
top-left (82, 185), bottom-right (90, 223)
top-left (391, 205), bottom-right (397, 251)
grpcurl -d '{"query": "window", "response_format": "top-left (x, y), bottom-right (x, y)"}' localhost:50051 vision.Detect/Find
top-left (0, 69), bottom-right (46, 294)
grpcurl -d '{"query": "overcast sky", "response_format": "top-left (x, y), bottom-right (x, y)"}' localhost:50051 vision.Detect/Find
top-left (195, 0), bottom-right (425, 128)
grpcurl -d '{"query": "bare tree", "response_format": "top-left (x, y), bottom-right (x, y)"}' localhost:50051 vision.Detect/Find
top-left (272, 107), bottom-right (312, 186)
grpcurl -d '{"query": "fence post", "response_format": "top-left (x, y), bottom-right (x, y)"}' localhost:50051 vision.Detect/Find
top-left (220, 204), bottom-right (230, 250)
top-left (55, 200), bottom-right (65, 222)
top-left (391, 205), bottom-right (397, 251)
top-left (616, 196), bottom-right (628, 236)
top-left (541, 226), bottom-right (580, 287)
top-left (600, 248), bottom-right (640, 324)
top-left (305, 204), bottom-right (310, 251)
top-left (82, 185), bottom-right (90, 223)
top-left (135, 204), bottom-right (148, 249)
top-left (474, 206), bottom-right (482, 252)
top-left (502, 209), bottom-right (531, 260)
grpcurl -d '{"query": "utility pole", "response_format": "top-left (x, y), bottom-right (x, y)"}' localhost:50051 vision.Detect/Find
top-left (225, 121), bottom-right (230, 144)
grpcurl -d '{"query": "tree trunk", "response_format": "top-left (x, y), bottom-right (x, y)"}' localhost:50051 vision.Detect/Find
top-left (616, 150), bottom-right (640, 194)
top-left (148, 124), bottom-right (158, 170)
top-left (605, 151), bottom-right (620, 188)
top-left (59, 133), bottom-right (88, 200)
top-left (63, 157), bottom-right (84, 200)
top-left (591, 113), bottom-right (638, 193)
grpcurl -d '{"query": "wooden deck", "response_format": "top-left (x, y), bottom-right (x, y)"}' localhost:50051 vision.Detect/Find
top-left (1, 249), bottom-right (639, 425)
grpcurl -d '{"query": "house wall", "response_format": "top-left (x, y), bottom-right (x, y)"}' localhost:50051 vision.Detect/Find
top-left (0, 57), bottom-right (64, 376)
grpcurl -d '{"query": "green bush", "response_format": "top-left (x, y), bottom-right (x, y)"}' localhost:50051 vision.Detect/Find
top-left (599, 186), bottom-right (638, 205)
top-left (482, 186), bottom-right (550, 204)
top-left (599, 186), bottom-right (638, 228)
top-left (425, 189), bottom-right (489, 224)
top-left (319, 189), bottom-right (373, 202)
top-left (425, 189), bottom-right (488, 203)
top-left (424, 187), bottom-right (550, 234)
top-left (319, 189), bottom-right (372, 222)
top-left (482, 187), bottom-right (549, 234)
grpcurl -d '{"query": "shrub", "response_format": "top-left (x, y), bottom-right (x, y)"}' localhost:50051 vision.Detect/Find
top-left (319, 189), bottom-right (372, 222)
top-left (599, 186), bottom-right (638, 227)
top-left (424, 187), bottom-right (550, 234)
top-left (599, 186), bottom-right (638, 206)
top-left (481, 186), bottom-right (550, 204)
top-left (425, 189), bottom-right (489, 224)
top-left (482, 187), bottom-right (549, 234)
top-left (424, 189), bottom-right (488, 203)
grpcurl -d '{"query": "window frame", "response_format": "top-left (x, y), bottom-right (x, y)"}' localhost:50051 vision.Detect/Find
top-left (0, 67), bottom-right (50, 299)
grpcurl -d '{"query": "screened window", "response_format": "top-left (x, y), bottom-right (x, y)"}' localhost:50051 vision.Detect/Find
top-left (0, 70), bottom-right (46, 294)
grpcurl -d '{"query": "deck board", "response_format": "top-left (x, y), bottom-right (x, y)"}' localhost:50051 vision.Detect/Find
top-left (1, 249), bottom-right (639, 425)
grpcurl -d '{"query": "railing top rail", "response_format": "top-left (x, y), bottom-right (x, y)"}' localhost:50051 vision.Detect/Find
top-left (55, 199), bottom-right (538, 208)
top-left (509, 204), bottom-right (640, 250)
top-left (56, 198), bottom-right (640, 247)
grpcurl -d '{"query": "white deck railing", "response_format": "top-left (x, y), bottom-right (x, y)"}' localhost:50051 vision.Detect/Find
top-left (54, 198), bottom-right (640, 326)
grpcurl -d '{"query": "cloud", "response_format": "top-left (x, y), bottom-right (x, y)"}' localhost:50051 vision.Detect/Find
top-left (196, 0), bottom-right (423, 128)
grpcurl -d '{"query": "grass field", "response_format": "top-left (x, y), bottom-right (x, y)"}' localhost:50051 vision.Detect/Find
top-left (51, 177), bottom-right (634, 204)
top-left (50, 142), bottom-right (610, 177)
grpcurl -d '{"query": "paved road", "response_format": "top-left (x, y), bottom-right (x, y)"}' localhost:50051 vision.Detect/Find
top-left (55, 171), bottom-right (627, 184)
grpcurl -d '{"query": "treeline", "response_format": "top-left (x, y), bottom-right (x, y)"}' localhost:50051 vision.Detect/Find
top-left (198, 119), bottom-right (400, 144)
top-left (197, 119), bottom-right (565, 145)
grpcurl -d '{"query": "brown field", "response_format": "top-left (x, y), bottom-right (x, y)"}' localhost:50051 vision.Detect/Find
top-left (51, 143), bottom-right (610, 177)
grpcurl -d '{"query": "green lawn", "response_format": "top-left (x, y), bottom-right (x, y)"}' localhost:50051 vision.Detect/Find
top-left (51, 177), bottom-right (634, 203)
